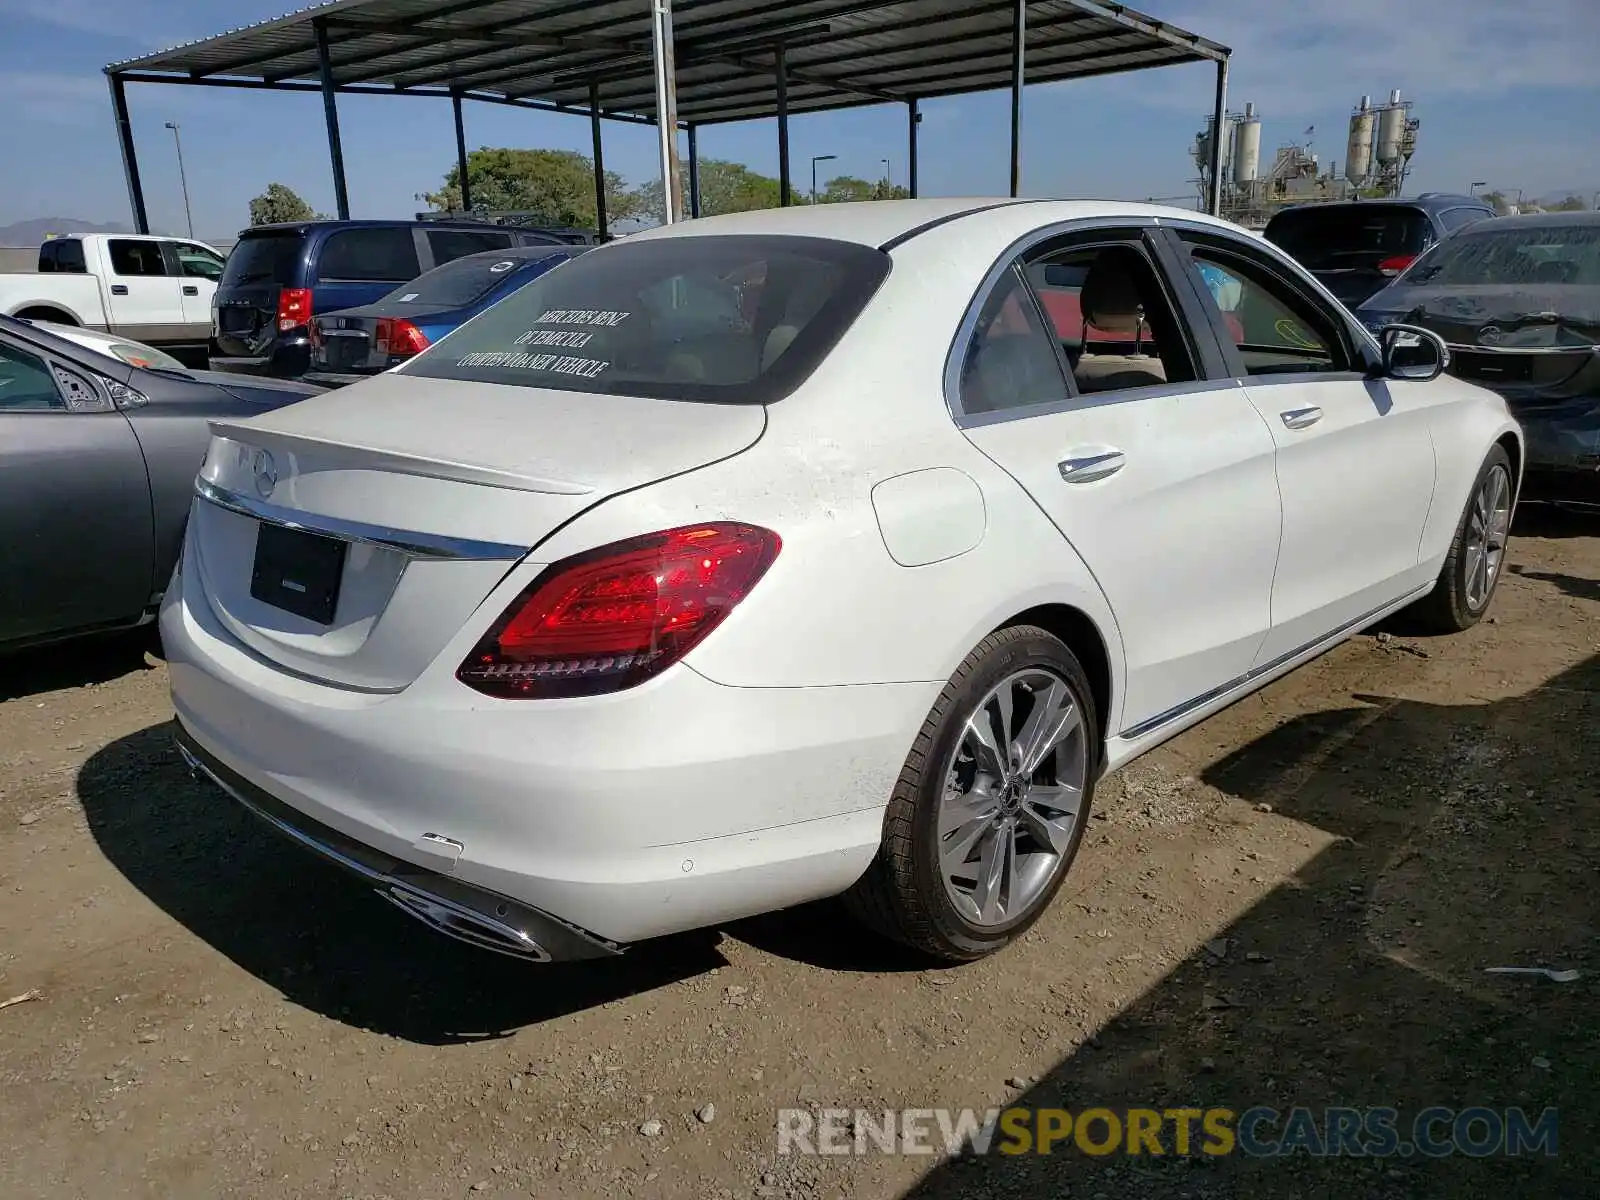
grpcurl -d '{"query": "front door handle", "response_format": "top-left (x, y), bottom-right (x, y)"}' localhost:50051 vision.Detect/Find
top-left (182, 285), bottom-right (199, 296)
top-left (1058, 449), bottom-right (1127, 484)
top-left (110, 284), bottom-right (129, 296)
top-left (1280, 405), bottom-right (1323, 430)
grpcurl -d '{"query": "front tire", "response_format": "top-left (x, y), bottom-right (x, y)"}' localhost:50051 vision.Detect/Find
top-left (845, 626), bottom-right (1100, 962)
top-left (1409, 444), bottom-right (1514, 633)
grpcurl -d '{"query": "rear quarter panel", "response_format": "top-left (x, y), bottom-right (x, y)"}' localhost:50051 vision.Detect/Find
top-left (0, 272), bottom-right (105, 325)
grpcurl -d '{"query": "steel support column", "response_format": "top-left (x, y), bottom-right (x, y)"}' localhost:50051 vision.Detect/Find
top-left (314, 17), bottom-right (350, 219)
top-left (907, 97), bottom-right (920, 198)
top-left (1207, 56), bottom-right (1228, 216)
top-left (650, 0), bottom-right (684, 223)
top-left (107, 73), bottom-right (149, 234)
top-left (775, 43), bottom-right (791, 205)
top-left (588, 80), bottom-right (608, 237)
top-left (451, 89), bottom-right (473, 212)
top-left (1009, 0), bottom-right (1026, 197)
top-left (687, 123), bottom-right (701, 217)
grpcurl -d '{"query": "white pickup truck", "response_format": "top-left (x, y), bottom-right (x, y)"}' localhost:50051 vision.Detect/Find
top-left (0, 234), bottom-right (227, 358)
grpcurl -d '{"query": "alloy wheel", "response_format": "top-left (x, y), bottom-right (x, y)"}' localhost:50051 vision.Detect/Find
top-left (937, 667), bottom-right (1089, 928)
top-left (1463, 464), bottom-right (1511, 611)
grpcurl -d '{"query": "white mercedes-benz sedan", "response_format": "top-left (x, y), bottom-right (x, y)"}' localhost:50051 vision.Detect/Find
top-left (163, 199), bottom-right (1522, 964)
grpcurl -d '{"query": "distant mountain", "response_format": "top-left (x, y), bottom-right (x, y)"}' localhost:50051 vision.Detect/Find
top-left (0, 217), bottom-right (132, 246)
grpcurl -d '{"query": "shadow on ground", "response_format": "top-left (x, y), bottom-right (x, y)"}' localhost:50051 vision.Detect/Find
top-left (0, 630), bottom-right (156, 703)
top-left (903, 653), bottom-right (1599, 1200)
top-left (76, 722), bottom-right (727, 1045)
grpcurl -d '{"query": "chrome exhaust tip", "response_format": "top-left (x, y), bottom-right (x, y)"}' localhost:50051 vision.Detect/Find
top-left (378, 885), bottom-right (553, 962)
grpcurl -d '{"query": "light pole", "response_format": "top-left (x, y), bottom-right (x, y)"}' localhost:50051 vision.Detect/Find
top-left (810, 153), bottom-right (835, 204)
top-left (881, 158), bottom-right (891, 185)
top-left (164, 122), bottom-right (194, 238)
top-left (1469, 180), bottom-right (1487, 199)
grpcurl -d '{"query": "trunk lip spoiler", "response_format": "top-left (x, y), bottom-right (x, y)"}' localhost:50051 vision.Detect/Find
top-left (194, 476), bottom-right (530, 562)
top-left (206, 419), bottom-right (597, 497)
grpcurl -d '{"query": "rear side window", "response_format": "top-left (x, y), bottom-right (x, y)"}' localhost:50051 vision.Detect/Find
top-left (379, 250), bottom-right (572, 309)
top-left (427, 229), bottom-right (514, 264)
top-left (108, 239), bottom-right (170, 277)
top-left (220, 233), bottom-right (302, 288)
top-left (1438, 207), bottom-right (1493, 233)
top-left (402, 234), bottom-right (891, 404)
top-left (1264, 207), bottom-right (1428, 268)
top-left (316, 228), bottom-right (421, 283)
top-left (54, 240), bottom-right (87, 273)
top-left (38, 242), bottom-right (57, 272)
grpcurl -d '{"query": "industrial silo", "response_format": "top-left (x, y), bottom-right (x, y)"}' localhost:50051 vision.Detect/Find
top-left (1346, 95), bottom-right (1375, 184)
top-left (1376, 88), bottom-right (1407, 163)
top-left (1232, 102), bottom-right (1262, 184)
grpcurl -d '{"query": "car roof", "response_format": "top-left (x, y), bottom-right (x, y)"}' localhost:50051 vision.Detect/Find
top-left (1267, 195), bottom-right (1493, 222)
top-left (237, 219), bottom-right (561, 237)
top-left (622, 198), bottom-right (1248, 251)
top-left (1459, 210), bottom-right (1600, 230)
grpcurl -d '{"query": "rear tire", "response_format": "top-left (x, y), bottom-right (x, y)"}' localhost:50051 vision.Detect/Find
top-left (844, 626), bottom-right (1100, 963)
top-left (1408, 444), bottom-right (1514, 633)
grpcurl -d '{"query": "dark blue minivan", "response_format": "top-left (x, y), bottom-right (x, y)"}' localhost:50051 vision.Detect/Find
top-left (210, 220), bottom-right (593, 378)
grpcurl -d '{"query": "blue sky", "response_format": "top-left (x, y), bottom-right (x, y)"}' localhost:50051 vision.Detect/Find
top-left (1, 0), bottom-right (1596, 241)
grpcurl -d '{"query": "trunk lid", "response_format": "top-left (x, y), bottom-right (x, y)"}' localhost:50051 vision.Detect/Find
top-left (189, 373), bottom-right (765, 691)
top-left (311, 302), bottom-right (456, 375)
top-left (214, 229), bottom-right (307, 356)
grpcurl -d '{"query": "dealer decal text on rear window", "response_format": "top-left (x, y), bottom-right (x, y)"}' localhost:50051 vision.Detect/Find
top-left (454, 350), bottom-right (610, 379)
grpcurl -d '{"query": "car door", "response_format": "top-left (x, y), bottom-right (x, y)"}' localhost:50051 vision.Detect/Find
top-left (312, 226), bottom-right (424, 315)
top-left (1167, 226), bottom-right (1438, 668)
top-left (955, 225), bottom-right (1283, 736)
top-left (0, 335), bottom-right (154, 645)
top-left (102, 237), bottom-right (185, 342)
top-left (167, 241), bottom-right (226, 339)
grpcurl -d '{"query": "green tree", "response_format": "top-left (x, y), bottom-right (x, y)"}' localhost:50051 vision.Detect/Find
top-left (635, 158), bottom-right (781, 219)
top-left (1479, 190), bottom-right (1508, 212)
top-left (814, 175), bottom-right (911, 203)
top-left (1549, 195), bottom-right (1588, 211)
top-left (249, 182), bottom-right (317, 226)
top-left (420, 147), bottom-right (642, 231)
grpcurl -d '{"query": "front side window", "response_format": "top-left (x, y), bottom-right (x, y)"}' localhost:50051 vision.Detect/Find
top-left (401, 234), bottom-right (891, 404)
top-left (1183, 242), bottom-right (1347, 376)
top-left (108, 239), bottom-right (170, 277)
top-left (175, 243), bottom-right (226, 279)
top-left (0, 342), bottom-right (65, 411)
top-left (957, 268), bottom-right (1069, 415)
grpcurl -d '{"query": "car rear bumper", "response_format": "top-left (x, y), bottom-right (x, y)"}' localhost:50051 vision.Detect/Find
top-left (208, 334), bottom-right (312, 379)
top-left (160, 559), bottom-right (932, 953)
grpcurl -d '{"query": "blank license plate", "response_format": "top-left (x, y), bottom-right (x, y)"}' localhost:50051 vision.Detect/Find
top-left (250, 523), bottom-right (347, 625)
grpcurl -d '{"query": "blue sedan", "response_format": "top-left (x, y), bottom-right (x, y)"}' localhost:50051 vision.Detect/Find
top-left (305, 244), bottom-right (586, 385)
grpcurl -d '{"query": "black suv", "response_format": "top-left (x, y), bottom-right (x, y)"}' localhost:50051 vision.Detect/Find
top-left (211, 219), bottom-right (592, 378)
top-left (1263, 194), bottom-right (1498, 308)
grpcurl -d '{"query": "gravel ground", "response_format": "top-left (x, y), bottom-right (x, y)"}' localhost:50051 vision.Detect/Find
top-left (1, 506), bottom-right (1596, 1199)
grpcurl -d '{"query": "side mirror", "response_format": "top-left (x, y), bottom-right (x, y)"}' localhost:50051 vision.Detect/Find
top-left (1378, 323), bottom-right (1449, 382)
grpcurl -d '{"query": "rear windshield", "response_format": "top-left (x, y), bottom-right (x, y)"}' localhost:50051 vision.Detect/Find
top-left (376, 249), bottom-right (575, 309)
top-left (220, 232), bottom-right (302, 288)
top-left (1404, 223), bottom-right (1600, 288)
top-left (1264, 207), bottom-right (1428, 268)
top-left (400, 234), bottom-right (892, 404)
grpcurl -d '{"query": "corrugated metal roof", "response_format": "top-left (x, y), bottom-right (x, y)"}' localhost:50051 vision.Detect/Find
top-left (107, 0), bottom-right (1227, 126)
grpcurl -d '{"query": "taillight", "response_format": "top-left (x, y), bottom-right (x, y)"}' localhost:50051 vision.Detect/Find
top-left (1377, 255), bottom-right (1417, 277)
top-left (277, 287), bottom-right (312, 332)
top-left (456, 523), bottom-right (781, 699)
top-left (375, 317), bottom-right (430, 358)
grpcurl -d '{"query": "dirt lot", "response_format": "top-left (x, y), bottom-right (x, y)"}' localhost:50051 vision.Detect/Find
top-left (1, 507), bottom-right (1596, 1200)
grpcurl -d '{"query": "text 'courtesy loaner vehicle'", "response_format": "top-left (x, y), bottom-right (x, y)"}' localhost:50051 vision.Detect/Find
top-left (163, 199), bottom-right (1523, 965)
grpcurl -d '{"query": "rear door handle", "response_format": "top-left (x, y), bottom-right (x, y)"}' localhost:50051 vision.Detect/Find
top-left (1280, 406), bottom-right (1323, 430)
top-left (1058, 449), bottom-right (1127, 484)
top-left (110, 284), bottom-right (129, 296)
top-left (182, 285), bottom-right (199, 296)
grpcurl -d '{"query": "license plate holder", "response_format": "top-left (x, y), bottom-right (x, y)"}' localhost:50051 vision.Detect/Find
top-left (250, 523), bottom-right (347, 625)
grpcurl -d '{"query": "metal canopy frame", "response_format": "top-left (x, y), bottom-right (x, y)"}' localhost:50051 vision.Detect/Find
top-left (105, 0), bottom-right (1230, 235)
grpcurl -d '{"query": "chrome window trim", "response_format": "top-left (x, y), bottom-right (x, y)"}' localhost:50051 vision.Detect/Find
top-left (194, 477), bottom-right (529, 562)
top-left (1447, 342), bottom-right (1600, 356)
top-left (957, 376), bottom-right (1247, 429)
